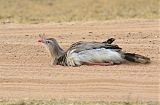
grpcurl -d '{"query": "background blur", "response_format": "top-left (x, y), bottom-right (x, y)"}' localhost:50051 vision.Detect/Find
top-left (0, 0), bottom-right (159, 23)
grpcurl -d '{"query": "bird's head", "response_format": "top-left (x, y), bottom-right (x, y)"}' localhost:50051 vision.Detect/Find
top-left (38, 34), bottom-right (58, 48)
top-left (38, 34), bottom-right (64, 60)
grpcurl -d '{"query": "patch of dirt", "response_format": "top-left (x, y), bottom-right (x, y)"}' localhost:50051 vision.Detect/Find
top-left (0, 19), bottom-right (159, 101)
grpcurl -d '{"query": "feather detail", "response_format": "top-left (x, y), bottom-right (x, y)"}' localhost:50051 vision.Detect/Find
top-left (67, 48), bottom-right (124, 65)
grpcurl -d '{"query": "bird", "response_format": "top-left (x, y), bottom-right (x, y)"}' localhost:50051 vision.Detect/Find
top-left (38, 34), bottom-right (150, 67)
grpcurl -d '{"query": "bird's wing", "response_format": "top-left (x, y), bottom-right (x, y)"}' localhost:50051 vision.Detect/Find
top-left (67, 41), bottom-right (122, 53)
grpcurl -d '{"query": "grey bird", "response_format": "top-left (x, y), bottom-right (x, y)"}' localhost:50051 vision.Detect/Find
top-left (38, 34), bottom-right (150, 66)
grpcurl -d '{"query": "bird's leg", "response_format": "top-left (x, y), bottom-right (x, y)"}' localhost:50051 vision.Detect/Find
top-left (84, 61), bottom-right (114, 66)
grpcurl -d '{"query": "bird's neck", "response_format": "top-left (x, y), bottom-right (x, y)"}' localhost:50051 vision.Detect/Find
top-left (48, 44), bottom-right (64, 63)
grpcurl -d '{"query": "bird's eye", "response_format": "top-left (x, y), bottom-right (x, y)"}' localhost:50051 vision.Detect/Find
top-left (46, 41), bottom-right (50, 44)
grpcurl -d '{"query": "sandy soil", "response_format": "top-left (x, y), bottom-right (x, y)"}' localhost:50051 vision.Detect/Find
top-left (0, 19), bottom-right (159, 102)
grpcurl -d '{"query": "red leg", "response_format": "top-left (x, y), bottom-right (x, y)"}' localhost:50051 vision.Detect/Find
top-left (84, 61), bottom-right (114, 66)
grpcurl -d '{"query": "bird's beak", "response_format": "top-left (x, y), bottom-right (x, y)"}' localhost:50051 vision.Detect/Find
top-left (38, 34), bottom-right (46, 43)
top-left (38, 39), bottom-right (42, 42)
top-left (38, 39), bottom-right (45, 43)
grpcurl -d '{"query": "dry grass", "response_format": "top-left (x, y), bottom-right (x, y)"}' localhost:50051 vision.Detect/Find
top-left (0, 99), bottom-right (159, 105)
top-left (0, 0), bottom-right (159, 23)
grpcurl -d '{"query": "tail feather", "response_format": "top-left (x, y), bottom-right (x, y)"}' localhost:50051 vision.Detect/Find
top-left (124, 53), bottom-right (150, 64)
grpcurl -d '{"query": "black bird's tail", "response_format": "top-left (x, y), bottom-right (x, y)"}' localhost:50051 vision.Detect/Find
top-left (124, 53), bottom-right (150, 64)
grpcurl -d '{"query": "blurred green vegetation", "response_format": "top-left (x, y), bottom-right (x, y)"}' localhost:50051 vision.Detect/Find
top-left (0, 0), bottom-right (159, 23)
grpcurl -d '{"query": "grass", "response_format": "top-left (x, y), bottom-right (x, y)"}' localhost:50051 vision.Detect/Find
top-left (0, 0), bottom-right (159, 23)
top-left (0, 99), bottom-right (159, 105)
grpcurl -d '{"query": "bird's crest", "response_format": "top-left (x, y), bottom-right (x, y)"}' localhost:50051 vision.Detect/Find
top-left (38, 33), bottom-right (46, 43)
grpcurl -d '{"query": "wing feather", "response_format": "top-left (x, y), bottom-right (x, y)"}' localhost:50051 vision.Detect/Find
top-left (68, 41), bottom-right (122, 53)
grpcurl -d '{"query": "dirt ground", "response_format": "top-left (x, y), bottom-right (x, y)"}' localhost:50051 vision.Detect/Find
top-left (0, 19), bottom-right (159, 102)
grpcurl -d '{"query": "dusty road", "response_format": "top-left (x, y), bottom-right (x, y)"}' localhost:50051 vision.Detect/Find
top-left (0, 20), bottom-right (159, 102)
